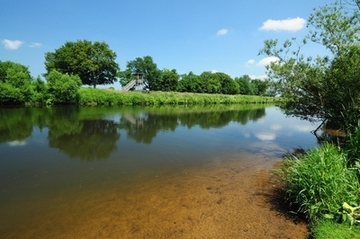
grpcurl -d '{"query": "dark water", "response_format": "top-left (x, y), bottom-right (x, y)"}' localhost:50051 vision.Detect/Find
top-left (0, 105), bottom-right (319, 238)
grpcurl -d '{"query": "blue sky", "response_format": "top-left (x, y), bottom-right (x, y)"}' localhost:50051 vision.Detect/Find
top-left (1, 0), bottom-right (332, 88)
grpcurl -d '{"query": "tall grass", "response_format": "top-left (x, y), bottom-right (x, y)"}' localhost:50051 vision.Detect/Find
top-left (78, 88), bottom-right (280, 106)
top-left (278, 143), bottom-right (360, 222)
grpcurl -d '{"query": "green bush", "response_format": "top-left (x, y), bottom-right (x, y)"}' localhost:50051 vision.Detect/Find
top-left (0, 83), bottom-right (25, 104)
top-left (47, 70), bottom-right (82, 104)
top-left (279, 143), bottom-right (360, 222)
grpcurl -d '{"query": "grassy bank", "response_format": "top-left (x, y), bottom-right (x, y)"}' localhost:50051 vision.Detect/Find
top-left (278, 141), bottom-right (360, 238)
top-left (78, 88), bottom-right (280, 105)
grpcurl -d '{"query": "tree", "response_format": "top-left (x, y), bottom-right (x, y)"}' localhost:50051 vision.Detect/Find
top-left (199, 71), bottom-right (221, 94)
top-left (120, 56), bottom-right (160, 90)
top-left (235, 75), bottom-right (254, 95)
top-left (322, 46), bottom-right (360, 130)
top-left (31, 76), bottom-right (47, 103)
top-left (259, 1), bottom-right (360, 131)
top-left (0, 61), bottom-right (33, 104)
top-left (160, 69), bottom-right (179, 91)
top-left (46, 70), bottom-right (82, 104)
top-left (177, 72), bottom-right (203, 93)
top-left (45, 40), bottom-right (119, 88)
top-left (250, 79), bottom-right (268, 96)
top-left (340, 0), bottom-right (360, 9)
top-left (213, 72), bottom-right (239, 95)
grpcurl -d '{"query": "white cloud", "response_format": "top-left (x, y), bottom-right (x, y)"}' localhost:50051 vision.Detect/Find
top-left (29, 42), bottom-right (42, 48)
top-left (260, 17), bottom-right (306, 31)
top-left (211, 70), bottom-right (218, 73)
top-left (255, 132), bottom-right (276, 141)
top-left (293, 124), bottom-right (314, 132)
top-left (2, 39), bottom-right (24, 50)
top-left (245, 59), bottom-right (255, 67)
top-left (257, 56), bottom-right (279, 67)
top-left (217, 28), bottom-right (228, 36)
top-left (8, 140), bottom-right (27, 146)
top-left (249, 75), bottom-right (268, 80)
top-left (270, 124), bottom-right (282, 130)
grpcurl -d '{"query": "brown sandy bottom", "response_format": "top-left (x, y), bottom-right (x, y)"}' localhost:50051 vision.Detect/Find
top-left (2, 154), bottom-right (309, 239)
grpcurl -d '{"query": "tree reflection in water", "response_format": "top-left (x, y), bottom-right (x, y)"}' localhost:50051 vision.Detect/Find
top-left (0, 105), bottom-right (267, 160)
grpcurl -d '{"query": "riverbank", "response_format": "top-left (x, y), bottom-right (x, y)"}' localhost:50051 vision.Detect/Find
top-left (77, 88), bottom-right (281, 106)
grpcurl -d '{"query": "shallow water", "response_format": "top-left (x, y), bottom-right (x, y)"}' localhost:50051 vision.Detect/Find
top-left (0, 105), bottom-right (318, 238)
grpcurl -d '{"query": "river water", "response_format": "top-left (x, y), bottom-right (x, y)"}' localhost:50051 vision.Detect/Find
top-left (0, 105), bottom-right (319, 238)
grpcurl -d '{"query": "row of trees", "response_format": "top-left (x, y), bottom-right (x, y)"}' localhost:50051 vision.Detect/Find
top-left (44, 41), bottom-right (271, 95)
top-left (119, 56), bottom-right (270, 95)
top-left (1, 40), bottom-right (273, 105)
top-left (0, 58), bottom-right (270, 105)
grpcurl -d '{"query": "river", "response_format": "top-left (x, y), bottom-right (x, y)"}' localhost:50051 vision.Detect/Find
top-left (0, 105), bottom-right (319, 238)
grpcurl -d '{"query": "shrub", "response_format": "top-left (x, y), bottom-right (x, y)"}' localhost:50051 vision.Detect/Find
top-left (47, 70), bottom-right (82, 104)
top-left (0, 83), bottom-right (24, 104)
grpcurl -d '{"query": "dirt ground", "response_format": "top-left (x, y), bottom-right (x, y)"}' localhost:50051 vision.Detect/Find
top-left (2, 153), bottom-right (309, 239)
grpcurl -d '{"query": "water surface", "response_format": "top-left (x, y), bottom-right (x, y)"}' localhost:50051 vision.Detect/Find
top-left (0, 105), bottom-right (318, 238)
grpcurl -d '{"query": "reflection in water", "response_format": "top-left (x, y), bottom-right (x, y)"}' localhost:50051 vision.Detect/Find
top-left (120, 114), bottom-right (178, 144)
top-left (0, 105), bottom-right (267, 157)
top-left (0, 108), bottom-right (33, 144)
top-left (119, 107), bottom-right (266, 144)
top-left (0, 105), bottom-right (319, 238)
top-left (49, 120), bottom-right (120, 161)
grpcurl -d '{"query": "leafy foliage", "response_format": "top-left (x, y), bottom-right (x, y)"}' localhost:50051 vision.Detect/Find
top-left (259, 1), bottom-right (360, 131)
top-left (120, 56), bottom-right (160, 90)
top-left (45, 40), bottom-right (119, 88)
top-left (46, 70), bottom-right (82, 104)
top-left (177, 72), bottom-right (203, 93)
top-left (235, 75), bottom-right (254, 95)
top-left (0, 61), bottom-right (33, 104)
top-left (199, 71), bottom-right (221, 94)
top-left (159, 69), bottom-right (179, 91)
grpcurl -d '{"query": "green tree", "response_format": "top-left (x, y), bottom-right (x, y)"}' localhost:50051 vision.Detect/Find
top-left (0, 61), bottom-right (33, 104)
top-left (159, 69), bottom-right (179, 91)
top-left (199, 71), bottom-right (221, 94)
top-left (214, 72), bottom-right (239, 95)
top-left (177, 72), bottom-right (203, 93)
top-left (45, 40), bottom-right (119, 88)
top-left (31, 76), bottom-right (47, 103)
top-left (235, 75), bottom-right (254, 95)
top-left (121, 56), bottom-right (160, 90)
top-left (46, 70), bottom-right (82, 104)
top-left (250, 79), bottom-right (268, 96)
top-left (259, 1), bottom-right (360, 130)
top-left (322, 46), bottom-right (360, 129)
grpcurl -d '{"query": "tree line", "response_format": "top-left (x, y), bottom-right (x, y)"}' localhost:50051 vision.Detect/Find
top-left (0, 40), bottom-right (273, 105)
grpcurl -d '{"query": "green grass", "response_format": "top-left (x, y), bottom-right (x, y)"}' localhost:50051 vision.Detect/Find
top-left (78, 88), bottom-right (281, 105)
top-left (278, 143), bottom-right (360, 222)
top-left (312, 219), bottom-right (360, 239)
top-left (278, 142), bottom-right (360, 238)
